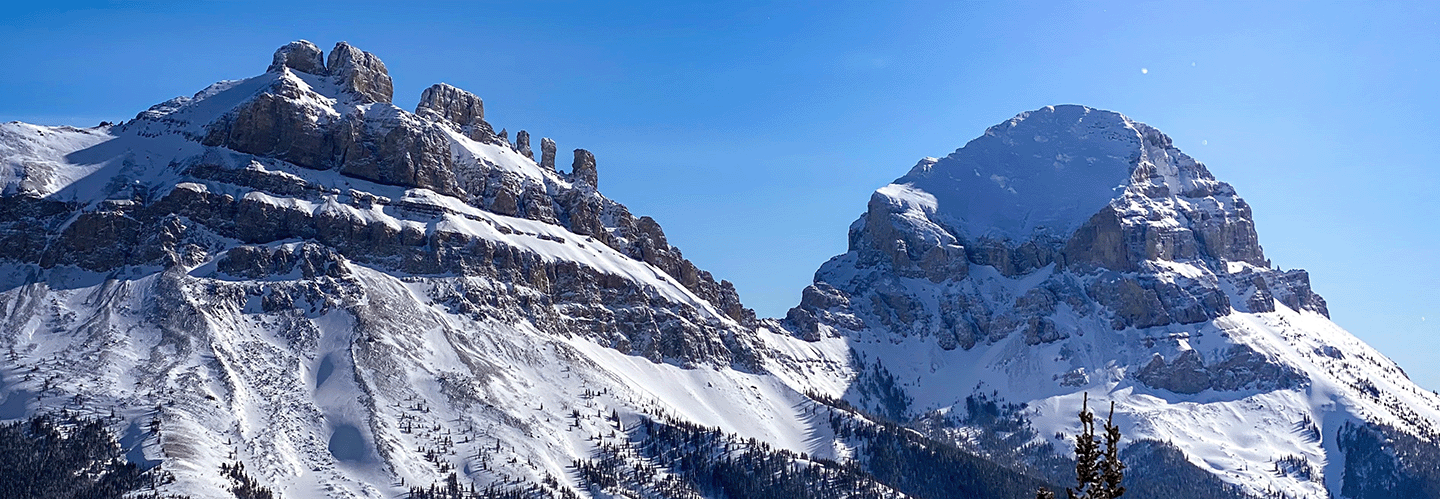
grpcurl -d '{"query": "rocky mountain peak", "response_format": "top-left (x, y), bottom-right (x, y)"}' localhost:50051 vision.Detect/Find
top-left (775, 105), bottom-right (1438, 499)
top-left (326, 41), bottom-right (393, 103)
top-left (843, 105), bottom-right (1273, 279)
top-left (794, 104), bottom-right (1326, 349)
top-left (897, 104), bottom-right (1143, 242)
top-left (416, 83), bottom-right (486, 127)
top-left (267, 39), bottom-right (326, 75)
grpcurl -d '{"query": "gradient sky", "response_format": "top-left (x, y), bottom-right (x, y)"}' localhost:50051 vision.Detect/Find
top-left (2, 1), bottom-right (1437, 390)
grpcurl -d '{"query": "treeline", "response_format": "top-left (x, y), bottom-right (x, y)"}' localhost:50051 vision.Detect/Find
top-left (569, 404), bottom-right (1063, 499)
top-left (1337, 420), bottom-right (1440, 499)
top-left (576, 415), bottom-right (899, 499)
top-left (408, 471), bottom-right (580, 499)
top-left (828, 408), bottom-right (1056, 499)
top-left (949, 391), bottom-right (1072, 481)
top-left (0, 412), bottom-right (174, 499)
top-left (221, 461), bottom-right (277, 499)
top-left (1119, 440), bottom-right (1251, 499)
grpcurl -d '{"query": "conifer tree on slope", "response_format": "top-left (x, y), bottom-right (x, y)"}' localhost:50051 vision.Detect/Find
top-left (1038, 392), bottom-right (1125, 499)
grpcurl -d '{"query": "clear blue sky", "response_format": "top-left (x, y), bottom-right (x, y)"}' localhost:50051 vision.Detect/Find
top-left (2, 1), bottom-right (1437, 390)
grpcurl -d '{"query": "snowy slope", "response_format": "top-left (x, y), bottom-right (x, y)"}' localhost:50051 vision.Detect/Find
top-left (0, 262), bottom-right (838, 498)
top-left (897, 105), bottom-right (1141, 241)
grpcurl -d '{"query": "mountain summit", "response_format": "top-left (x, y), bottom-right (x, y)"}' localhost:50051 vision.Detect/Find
top-left (897, 105), bottom-right (1187, 242)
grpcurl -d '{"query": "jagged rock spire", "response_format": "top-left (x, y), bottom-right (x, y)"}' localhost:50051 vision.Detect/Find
top-left (540, 138), bottom-right (557, 171)
top-left (572, 149), bottom-right (597, 188)
top-left (516, 130), bottom-right (532, 159)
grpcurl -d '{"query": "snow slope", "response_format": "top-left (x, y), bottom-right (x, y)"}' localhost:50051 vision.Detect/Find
top-left (896, 105), bottom-right (1141, 242)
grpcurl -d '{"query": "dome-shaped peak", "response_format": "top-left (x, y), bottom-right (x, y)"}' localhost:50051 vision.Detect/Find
top-left (267, 40), bottom-right (326, 76)
top-left (981, 104), bottom-right (1138, 144)
top-left (884, 104), bottom-right (1203, 243)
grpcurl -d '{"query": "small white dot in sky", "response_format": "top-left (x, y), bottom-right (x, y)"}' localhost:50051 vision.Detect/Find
top-left (1202, 140), bottom-right (1208, 145)
top-left (1141, 68), bottom-right (1148, 74)
top-left (1192, 62), bottom-right (1196, 67)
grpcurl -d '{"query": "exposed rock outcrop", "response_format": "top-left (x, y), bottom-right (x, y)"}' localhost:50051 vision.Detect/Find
top-left (416, 83), bottom-right (486, 128)
top-left (331, 113), bottom-right (460, 195)
top-left (268, 40), bottom-right (326, 75)
top-left (1137, 345), bottom-right (1306, 394)
top-left (200, 75), bottom-right (333, 170)
top-left (205, 49), bottom-right (457, 197)
top-left (540, 137), bottom-right (556, 170)
top-left (785, 283), bottom-right (864, 341)
top-left (327, 42), bottom-right (393, 103)
top-left (1064, 206), bottom-right (1137, 272)
top-left (1137, 350), bottom-right (1211, 394)
top-left (572, 149), bottom-right (597, 188)
top-left (516, 130), bottom-right (532, 159)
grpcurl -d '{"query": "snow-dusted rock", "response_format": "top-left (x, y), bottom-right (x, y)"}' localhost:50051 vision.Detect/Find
top-left (571, 148), bottom-right (597, 188)
top-left (540, 136), bottom-right (556, 170)
top-left (515, 129), bottom-right (532, 159)
top-left (200, 74), bottom-right (334, 170)
top-left (267, 39), bottom-right (326, 75)
top-left (326, 41), bottom-right (393, 104)
top-left (416, 83), bottom-right (485, 128)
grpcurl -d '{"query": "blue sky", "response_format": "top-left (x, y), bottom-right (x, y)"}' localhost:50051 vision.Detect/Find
top-left (2, 1), bottom-right (1437, 390)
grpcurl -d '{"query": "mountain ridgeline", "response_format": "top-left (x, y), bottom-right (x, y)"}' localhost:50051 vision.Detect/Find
top-left (0, 41), bottom-right (1436, 499)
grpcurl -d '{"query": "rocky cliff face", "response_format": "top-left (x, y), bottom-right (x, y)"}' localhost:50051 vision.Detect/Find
top-left (777, 105), bottom-right (1438, 498)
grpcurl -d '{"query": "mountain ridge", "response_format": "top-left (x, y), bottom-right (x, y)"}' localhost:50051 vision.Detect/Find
top-left (0, 41), bottom-right (1436, 499)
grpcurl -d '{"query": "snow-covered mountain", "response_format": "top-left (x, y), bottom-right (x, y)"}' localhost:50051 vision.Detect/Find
top-left (1, 41), bottom-right (1437, 499)
top-left (0, 40), bottom-right (841, 498)
top-left (781, 104), bottom-right (1440, 498)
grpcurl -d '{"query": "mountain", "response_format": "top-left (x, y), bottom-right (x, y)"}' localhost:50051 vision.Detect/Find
top-left (780, 104), bottom-right (1440, 498)
top-left (0, 40), bottom-right (840, 498)
top-left (0, 41), bottom-right (1436, 499)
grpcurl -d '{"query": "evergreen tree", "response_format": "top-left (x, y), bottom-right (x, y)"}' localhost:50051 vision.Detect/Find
top-left (1038, 393), bottom-right (1126, 499)
top-left (1098, 399), bottom-right (1126, 499)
